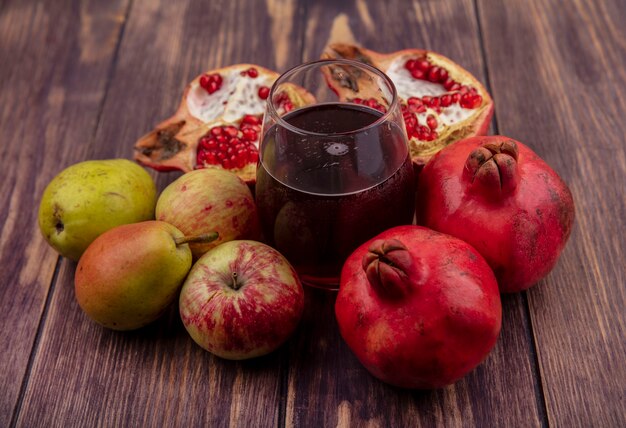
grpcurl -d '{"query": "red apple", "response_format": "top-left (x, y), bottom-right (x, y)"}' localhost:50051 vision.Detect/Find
top-left (156, 169), bottom-right (260, 259)
top-left (179, 240), bottom-right (304, 359)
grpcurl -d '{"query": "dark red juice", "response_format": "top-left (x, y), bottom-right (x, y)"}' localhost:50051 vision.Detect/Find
top-left (255, 103), bottom-right (415, 285)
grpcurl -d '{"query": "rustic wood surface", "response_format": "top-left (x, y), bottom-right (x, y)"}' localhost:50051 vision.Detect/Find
top-left (1, 0), bottom-right (624, 427)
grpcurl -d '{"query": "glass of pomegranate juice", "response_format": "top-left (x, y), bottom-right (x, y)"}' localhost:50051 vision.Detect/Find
top-left (256, 59), bottom-right (415, 289)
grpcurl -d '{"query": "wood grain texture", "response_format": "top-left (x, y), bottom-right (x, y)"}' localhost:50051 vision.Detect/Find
top-left (14, 0), bottom-right (305, 426)
top-left (478, 0), bottom-right (626, 425)
top-left (285, 0), bottom-right (544, 426)
top-left (0, 0), bottom-right (129, 425)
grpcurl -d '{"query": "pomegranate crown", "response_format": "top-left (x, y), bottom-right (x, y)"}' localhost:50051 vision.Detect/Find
top-left (362, 238), bottom-right (414, 299)
top-left (463, 137), bottom-right (520, 198)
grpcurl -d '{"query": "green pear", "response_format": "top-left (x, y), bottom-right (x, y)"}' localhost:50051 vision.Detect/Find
top-left (38, 159), bottom-right (157, 261)
top-left (74, 221), bottom-right (218, 331)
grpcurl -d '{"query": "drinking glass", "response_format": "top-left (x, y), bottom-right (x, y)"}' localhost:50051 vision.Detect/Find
top-left (255, 59), bottom-right (415, 289)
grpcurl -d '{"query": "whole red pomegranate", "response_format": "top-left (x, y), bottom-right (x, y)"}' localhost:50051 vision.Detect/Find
top-left (336, 225), bottom-right (501, 389)
top-left (134, 64), bottom-right (314, 183)
top-left (323, 44), bottom-right (493, 167)
top-left (416, 136), bottom-right (575, 293)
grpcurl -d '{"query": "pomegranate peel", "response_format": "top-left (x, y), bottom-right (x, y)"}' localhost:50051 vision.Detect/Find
top-left (134, 64), bottom-right (315, 183)
top-left (322, 43), bottom-right (494, 167)
top-left (417, 135), bottom-right (575, 293)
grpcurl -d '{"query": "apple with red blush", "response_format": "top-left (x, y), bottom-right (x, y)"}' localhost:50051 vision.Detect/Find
top-left (156, 169), bottom-right (261, 259)
top-left (179, 240), bottom-right (304, 360)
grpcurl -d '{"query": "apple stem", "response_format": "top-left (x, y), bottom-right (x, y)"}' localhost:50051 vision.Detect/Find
top-left (174, 232), bottom-right (219, 246)
top-left (231, 272), bottom-right (240, 290)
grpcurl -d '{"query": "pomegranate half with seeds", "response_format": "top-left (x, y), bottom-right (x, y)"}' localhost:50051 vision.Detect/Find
top-left (323, 44), bottom-right (494, 167)
top-left (134, 64), bottom-right (314, 183)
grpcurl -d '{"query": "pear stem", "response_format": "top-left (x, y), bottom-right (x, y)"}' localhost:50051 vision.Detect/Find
top-left (174, 232), bottom-right (219, 246)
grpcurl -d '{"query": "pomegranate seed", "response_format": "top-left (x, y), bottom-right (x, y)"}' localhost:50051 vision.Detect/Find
top-left (207, 152), bottom-right (217, 163)
top-left (407, 97), bottom-right (422, 106)
top-left (249, 151), bottom-right (259, 162)
top-left (284, 101), bottom-right (293, 112)
top-left (216, 135), bottom-right (227, 144)
top-left (201, 138), bottom-right (216, 150)
top-left (460, 86), bottom-right (470, 95)
top-left (460, 94), bottom-right (482, 109)
top-left (440, 94), bottom-right (452, 107)
top-left (422, 96), bottom-right (432, 105)
top-left (224, 126), bottom-right (238, 137)
top-left (242, 129), bottom-right (258, 141)
top-left (417, 131), bottom-right (430, 141)
top-left (449, 83), bottom-right (461, 91)
top-left (443, 78), bottom-right (455, 91)
top-left (222, 158), bottom-right (231, 168)
top-left (258, 86), bottom-right (270, 100)
top-left (242, 115), bottom-right (261, 125)
top-left (218, 143), bottom-right (228, 151)
top-left (431, 131), bottom-right (439, 139)
top-left (429, 97), bottom-right (440, 108)
top-left (438, 69), bottom-right (448, 83)
top-left (427, 115), bottom-right (438, 130)
top-left (199, 75), bottom-right (210, 89)
top-left (405, 59), bottom-right (417, 70)
top-left (427, 67), bottom-right (440, 83)
top-left (460, 93), bottom-right (472, 108)
top-left (247, 67), bottom-right (258, 78)
top-left (197, 151), bottom-right (207, 163)
top-left (452, 93), bottom-right (461, 103)
top-left (410, 69), bottom-right (425, 80)
top-left (416, 59), bottom-right (430, 71)
top-left (210, 127), bottom-right (223, 136)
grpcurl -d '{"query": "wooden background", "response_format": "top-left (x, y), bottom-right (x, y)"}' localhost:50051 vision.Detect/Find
top-left (1, 0), bottom-right (624, 426)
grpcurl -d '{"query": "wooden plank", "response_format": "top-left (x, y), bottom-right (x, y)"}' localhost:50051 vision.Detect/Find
top-left (477, 0), bottom-right (626, 425)
top-left (14, 0), bottom-right (305, 426)
top-left (285, 1), bottom-right (545, 426)
top-left (0, 1), bottom-right (129, 426)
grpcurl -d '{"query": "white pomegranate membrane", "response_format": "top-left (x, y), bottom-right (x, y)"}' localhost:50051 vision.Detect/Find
top-left (187, 67), bottom-right (275, 124)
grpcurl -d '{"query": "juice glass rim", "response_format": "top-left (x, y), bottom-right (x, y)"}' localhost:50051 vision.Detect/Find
top-left (266, 58), bottom-right (399, 137)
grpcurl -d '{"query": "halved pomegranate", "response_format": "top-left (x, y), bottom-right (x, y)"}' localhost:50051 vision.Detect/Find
top-left (323, 44), bottom-right (494, 167)
top-left (134, 64), bottom-right (314, 183)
